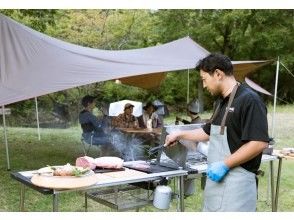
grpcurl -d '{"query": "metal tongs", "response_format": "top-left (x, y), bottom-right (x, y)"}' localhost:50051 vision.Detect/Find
top-left (148, 144), bottom-right (167, 155)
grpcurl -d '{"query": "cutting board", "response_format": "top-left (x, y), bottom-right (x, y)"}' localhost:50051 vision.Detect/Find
top-left (31, 170), bottom-right (98, 189)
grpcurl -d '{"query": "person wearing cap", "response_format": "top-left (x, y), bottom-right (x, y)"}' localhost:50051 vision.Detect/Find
top-left (111, 103), bottom-right (139, 129)
top-left (142, 102), bottom-right (162, 128)
top-left (165, 53), bottom-right (269, 211)
top-left (175, 99), bottom-right (202, 125)
top-left (79, 95), bottom-right (119, 156)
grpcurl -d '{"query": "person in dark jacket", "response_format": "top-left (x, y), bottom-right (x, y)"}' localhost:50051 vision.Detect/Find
top-left (79, 95), bottom-right (119, 156)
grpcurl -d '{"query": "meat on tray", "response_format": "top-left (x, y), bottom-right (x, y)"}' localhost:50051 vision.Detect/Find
top-left (76, 156), bottom-right (96, 170)
top-left (76, 156), bottom-right (124, 170)
top-left (94, 156), bottom-right (124, 169)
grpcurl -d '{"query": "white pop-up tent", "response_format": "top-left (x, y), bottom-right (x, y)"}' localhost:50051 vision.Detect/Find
top-left (109, 100), bottom-right (143, 117)
top-left (0, 14), bottom-right (276, 170)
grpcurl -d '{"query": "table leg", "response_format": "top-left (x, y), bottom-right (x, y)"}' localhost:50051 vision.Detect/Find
top-left (19, 184), bottom-right (25, 211)
top-left (274, 157), bottom-right (283, 212)
top-left (85, 192), bottom-right (88, 212)
top-left (269, 160), bottom-right (275, 212)
top-left (52, 194), bottom-right (59, 212)
top-left (266, 165), bottom-right (271, 205)
top-left (177, 175), bottom-right (185, 212)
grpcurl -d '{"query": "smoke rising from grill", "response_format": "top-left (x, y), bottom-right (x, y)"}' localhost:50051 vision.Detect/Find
top-left (110, 131), bottom-right (147, 161)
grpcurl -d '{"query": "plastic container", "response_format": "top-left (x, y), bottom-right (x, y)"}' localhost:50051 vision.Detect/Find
top-left (153, 185), bottom-right (172, 209)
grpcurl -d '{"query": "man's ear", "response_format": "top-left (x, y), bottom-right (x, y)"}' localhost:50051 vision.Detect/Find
top-left (215, 69), bottom-right (225, 79)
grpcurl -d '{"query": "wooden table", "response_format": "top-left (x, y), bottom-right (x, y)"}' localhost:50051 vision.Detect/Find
top-left (272, 149), bottom-right (294, 160)
top-left (118, 128), bottom-right (162, 136)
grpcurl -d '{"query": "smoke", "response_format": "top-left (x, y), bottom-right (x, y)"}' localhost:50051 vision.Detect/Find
top-left (110, 131), bottom-right (147, 161)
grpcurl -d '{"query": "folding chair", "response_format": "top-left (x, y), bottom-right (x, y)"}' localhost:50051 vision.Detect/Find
top-left (81, 134), bottom-right (94, 156)
top-left (82, 134), bottom-right (104, 155)
top-left (81, 133), bottom-right (108, 156)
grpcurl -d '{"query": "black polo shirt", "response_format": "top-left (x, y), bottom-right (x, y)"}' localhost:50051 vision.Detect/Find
top-left (203, 83), bottom-right (269, 173)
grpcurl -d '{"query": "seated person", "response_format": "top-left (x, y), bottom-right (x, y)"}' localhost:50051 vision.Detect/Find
top-left (142, 102), bottom-right (162, 128)
top-left (79, 95), bottom-right (119, 156)
top-left (111, 103), bottom-right (139, 129)
top-left (175, 99), bottom-right (202, 125)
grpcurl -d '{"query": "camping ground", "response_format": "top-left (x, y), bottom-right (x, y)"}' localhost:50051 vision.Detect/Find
top-left (0, 104), bottom-right (294, 212)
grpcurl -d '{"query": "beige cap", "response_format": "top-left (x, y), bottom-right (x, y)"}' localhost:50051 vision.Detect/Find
top-left (124, 103), bottom-right (134, 110)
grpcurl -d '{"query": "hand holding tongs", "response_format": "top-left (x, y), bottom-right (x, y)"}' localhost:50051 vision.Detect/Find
top-left (148, 144), bottom-right (167, 155)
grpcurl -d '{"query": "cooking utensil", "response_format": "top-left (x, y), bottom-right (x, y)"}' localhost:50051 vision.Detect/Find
top-left (148, 144), bottom-right (166, 155)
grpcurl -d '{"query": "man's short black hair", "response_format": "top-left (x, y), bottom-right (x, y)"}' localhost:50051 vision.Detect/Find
top-left (81, 95), bottom-right (96, 107)
top-left (196, 53), bottom-right (233, 76)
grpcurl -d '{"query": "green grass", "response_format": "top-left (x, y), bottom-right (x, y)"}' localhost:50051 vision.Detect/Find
top-left (0, 105), bottom-right (294, 212)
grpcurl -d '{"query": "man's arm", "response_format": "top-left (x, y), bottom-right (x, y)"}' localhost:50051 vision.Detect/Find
top-left (224, 141), bottom-right (268, 169)
top-left (88, 113), bottom-right (103, 129)
top-left (165, 128), bottom-right (209, 146)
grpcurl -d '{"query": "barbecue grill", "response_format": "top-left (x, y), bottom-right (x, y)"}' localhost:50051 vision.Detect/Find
top-left (124, 124), bottom-right (208, 173)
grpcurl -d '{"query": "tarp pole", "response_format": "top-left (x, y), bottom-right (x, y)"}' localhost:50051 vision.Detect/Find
top-left (2, 105), bottom-right (10, 170)
top-left (187, 69), bottom-right (190, 104)
top-left (271, 57), bottom-right (279, 138)
top-left (35, 97), bottom-right (41, 140)
top-left (266, 58), bottom-right (279, 204)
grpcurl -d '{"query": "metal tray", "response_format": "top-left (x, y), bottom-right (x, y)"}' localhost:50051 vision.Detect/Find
top-left (86, 185), bottom-right (153, 211)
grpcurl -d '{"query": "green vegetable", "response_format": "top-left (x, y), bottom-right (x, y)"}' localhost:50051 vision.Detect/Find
top-left (72, 167), bottom-right (89, 177)
top-left (46, 165), bottom-right (56, 171)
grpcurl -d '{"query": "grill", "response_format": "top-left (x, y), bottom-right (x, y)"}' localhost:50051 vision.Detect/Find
top-left (125, 123), bottom-right (208, 174)
top-left (123, 161), bottom-right (176, 173)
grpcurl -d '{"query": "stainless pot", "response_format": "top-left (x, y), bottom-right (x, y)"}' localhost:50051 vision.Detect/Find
top-left (184, 179), bottom-right (196, 196)
top-left (153, 185), bottom-right (172, 209)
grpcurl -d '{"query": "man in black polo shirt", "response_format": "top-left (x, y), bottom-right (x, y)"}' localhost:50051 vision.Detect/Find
top-left (165, 53), bottom-right (269, 211)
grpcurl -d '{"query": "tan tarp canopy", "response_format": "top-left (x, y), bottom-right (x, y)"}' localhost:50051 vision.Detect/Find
top-left (117, 61), bottom-right (274, 89)
top-left (232, 60), bottom-right (274, 81)
top-left (117, 72), bottom-right (166, 89)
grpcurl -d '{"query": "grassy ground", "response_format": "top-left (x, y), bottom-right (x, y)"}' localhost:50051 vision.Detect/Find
top-left (0, 105), bottom-right (293, 212)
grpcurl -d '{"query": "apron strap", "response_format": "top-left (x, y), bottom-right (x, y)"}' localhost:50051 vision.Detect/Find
top-left (220, 83), bottom-right (239, 135)
top-left (207, 100), bottom-right (221, 124)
